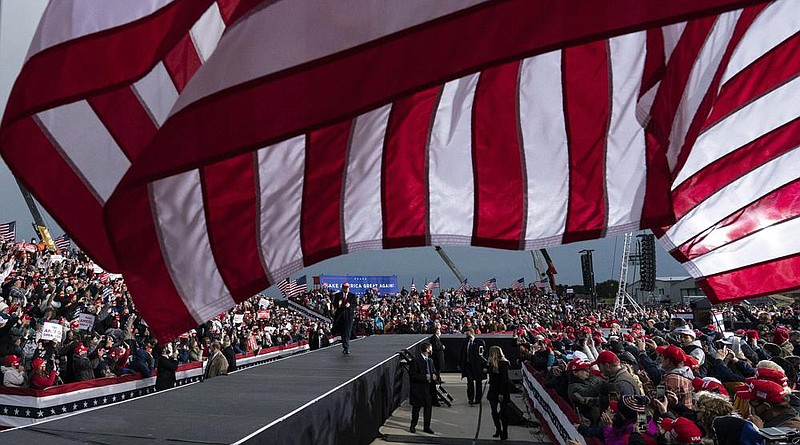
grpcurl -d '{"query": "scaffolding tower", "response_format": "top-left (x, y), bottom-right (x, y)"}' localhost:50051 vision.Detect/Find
top-left (614, 233), bottom-right (644, 315)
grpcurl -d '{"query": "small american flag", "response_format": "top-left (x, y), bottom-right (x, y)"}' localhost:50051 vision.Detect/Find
top-left (534, 278), bottom-right (549, 290)
top-left (511, 277), bottom-right (524, 290)
top-left (0, 221), bottom-right (15, 243)
top-left (481, 278), bottom-right (497, 291)
top-left (53, 233), bottom-right (71, 252)
top-left (424, 277), bottom-right (440, 292)
top-left (277, 276), bottom-right (307, 298)
top-left (410, 279), bottom-right (416, 293)
top-left (457, 279), bottom-right (469, 294)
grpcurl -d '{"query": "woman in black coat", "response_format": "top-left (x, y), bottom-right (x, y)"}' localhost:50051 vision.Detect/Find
top-left (487, 345), bottom-right (512, 440)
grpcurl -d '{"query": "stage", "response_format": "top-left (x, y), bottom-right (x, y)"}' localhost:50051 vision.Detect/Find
top-left (1, 335), bottom-right (428, 444)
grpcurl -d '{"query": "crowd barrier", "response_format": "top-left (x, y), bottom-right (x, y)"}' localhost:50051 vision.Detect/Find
top-left (0, 340), bottom-right (327, 429)
top-left (521, 363), bottom-right (588, 445)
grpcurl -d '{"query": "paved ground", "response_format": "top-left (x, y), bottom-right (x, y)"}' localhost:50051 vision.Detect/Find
top-left (371, 373), bottom-right (550, 445)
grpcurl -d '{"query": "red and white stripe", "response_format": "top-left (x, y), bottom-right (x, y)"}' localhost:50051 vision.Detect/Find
top-left (647, 2), bottom-right (800, 301)
top-left (0, 0), bottom-right (243, 270)
top-left (3, 0), bottom-right (792, 341)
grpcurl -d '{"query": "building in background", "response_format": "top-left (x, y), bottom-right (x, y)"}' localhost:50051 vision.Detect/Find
top-left (627, 277), bottom-right (704, 305)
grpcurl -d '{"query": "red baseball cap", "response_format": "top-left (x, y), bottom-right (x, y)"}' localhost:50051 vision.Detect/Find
top-left (736, 379), bottom-right (790, 403)
top-left (567, 358), bottom-right (593, 372)
top-left (3, 355), bottom-right (20, 367)
top-left (656, 345), bottom-right (687, 365)
top-left (661, 417), bottom-right (702, 444)
top-left (773, 327), bottom-right (790, 345)
top-left (692, 377), bottom-right (729, 396)
top-left (593, 350), bottom-right (620, 365)
top-left (754, 367), bottom-right (789, 386)
top-left (745, 330), bottom-right (759, 339)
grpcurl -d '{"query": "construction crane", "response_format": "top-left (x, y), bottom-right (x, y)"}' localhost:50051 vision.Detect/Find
top-left (531, 249), bottom-right (557, 291)
top-left (434, 246), bottom-right (467, 285)
top-left (614, 233), bottom-right (644, 315)
top-left (16, 179), bottom-right (57, 251)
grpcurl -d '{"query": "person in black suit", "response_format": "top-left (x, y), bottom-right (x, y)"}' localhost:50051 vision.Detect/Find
top-left (332, 283), bottom-right (357, 354)
top-left (459, 328), bottom-right (487, 405)
top-left (155, 343), bottom-right (179, 391)
top-left (429, 327), bottom-right (446, 379)
top-left (409, 342), bottom-right (436, 434)
top-left (486, 345), bottom-right (512, 440)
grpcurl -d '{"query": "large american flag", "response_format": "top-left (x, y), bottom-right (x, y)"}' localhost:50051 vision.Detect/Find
top-left (277, 276), bottom-right (307, 299)
top-left (1, 1), bottom-right (798, 341)
top-left (0, 221), bottom-right (15, 243)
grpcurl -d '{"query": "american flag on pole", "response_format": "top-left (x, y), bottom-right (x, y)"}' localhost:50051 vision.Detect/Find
top-left (0, 221), bottom-right (15, 243)
top-left (511, 278), bottom-right (524, 290)
top-left (482, 278), bottom-right (498, 291)
top-left (53, 233), bottom-right (71, 252)
top-left (410, 279), bottom-right (416, 293)
top-left (2, 1), bottom-right (799, 341)
top-left (424, 277), bottom-right (440, 292)
top-left (534, 278), bottom-right (549, 290)
top-left (277, 276), bottom-right (307, 299)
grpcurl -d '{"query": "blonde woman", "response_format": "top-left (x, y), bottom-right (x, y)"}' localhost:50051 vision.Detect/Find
top-left (487, 345), bottom-right (511, 440)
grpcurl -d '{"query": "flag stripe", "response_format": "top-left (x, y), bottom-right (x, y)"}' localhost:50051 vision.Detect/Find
top-left (343, 105), bottom-right (390, 251)
top-left (519, 52), bottom-right (569, 243)
top-left (689, 214), bottom-right (800, 278)
top-left (674, 74), bottom-right (800, 188)
top-left (132, 62), bottom-right (180, 127)
top-left (471, 62), bottom-right (524, 249)
top-left (2, 0), bottom-right (214, 125)
top-left (301, 123), bottom-right (351, 265)
top-left (1, 117), bottom-right (117, 267)
top-left (666, 11), bottom-right (741, 171)
top-left (562, 41), bottom-right (610, 243)
top-left (201, 153), bottom-right (268, 301)
top-left (666, 147), bottom-right (800, 248)
top-left (672, 117), bottom-right (800, 219)
top-left (87, 87), bottom-right (159, 160)
top-left (429, 75), bottom-right (479, 244)
top-left (381, 87), bottom-right (440, 248)
top-left (126, 0), bottom-right (766, 184)
top-left (256, 137), bottom-right (306, 282)
top-left (698, 253), bottom-right (800, 301)
top-left (606, 33), bottom-right (648, 228)
top-left (676, 179), bottom-right (800, 260)
top-left (720, 1), bottom-right (800, 86)
top-left (151, 170), bottom-right (236, 322)
top-left (189, 2), bottom-right (225, 63)
top-left (36, 101), bottom-right (131, 204)
top-left (706, 31), bottom-right (800, 131)
top-left (670, 6), bottom-right (766, 180)
top-left (106, 185), bottom-right (196, 341)
top-left (162, 34), bottom-right (203, 92)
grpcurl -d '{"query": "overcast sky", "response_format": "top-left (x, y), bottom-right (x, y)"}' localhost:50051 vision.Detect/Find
top-left (0, 2), bottom-right (689, 297)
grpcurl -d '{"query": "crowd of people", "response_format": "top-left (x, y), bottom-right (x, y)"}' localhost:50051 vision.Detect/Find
top-left (0, 240), bottom-right (329, 390)
top-left (4, 237), bottom-right (800, 445)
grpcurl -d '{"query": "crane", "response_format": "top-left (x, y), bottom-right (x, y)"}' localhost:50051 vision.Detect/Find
top-left (434, 246), bottom-right (467, 285)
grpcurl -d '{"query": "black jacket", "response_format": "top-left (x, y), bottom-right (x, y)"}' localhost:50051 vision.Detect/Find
top-left (429, 334), bottom-right (445, 373)
top-left (222, 346), bottom-right (237, 373)
top-left (409, 353), bottom-right (435, 407)
top-left (460, 337), bottom-right (487, 379)
top-left (155, 355), bottom-right (179, 391)
top-left (487, 360), bottom-right (511, 402)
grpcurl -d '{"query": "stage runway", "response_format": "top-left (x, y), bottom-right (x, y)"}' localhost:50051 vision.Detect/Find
top-left (1, 335), bottom-right (428, 444)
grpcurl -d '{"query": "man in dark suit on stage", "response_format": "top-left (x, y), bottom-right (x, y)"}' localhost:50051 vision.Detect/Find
top-left (332, 283), bottom-right (357, 354)
top-left (459, 328), bottom-right (487, 405)
top-left (409, 342), bottom-right (436, 434)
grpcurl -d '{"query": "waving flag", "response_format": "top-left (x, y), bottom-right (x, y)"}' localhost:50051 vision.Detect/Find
top-left (424, 278), bottom-right (440, 292)
top-left (277, 276), bottom-right (307, 299)
top-left (482, 278), bottom-right (498, 291)
top-left (410, 279), bottom-right (416, 293)
top-left (53, 234), bottom-right (71, 252)
top-left (2, 0), bottom-right (798, 341)
top-left (0, 221), bottom-right (16, 243)
top-left (511, 278), bottom-right (525, 290)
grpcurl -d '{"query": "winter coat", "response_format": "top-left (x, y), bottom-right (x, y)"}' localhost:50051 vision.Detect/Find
top-left (2, 365), bottom-right (26, 387)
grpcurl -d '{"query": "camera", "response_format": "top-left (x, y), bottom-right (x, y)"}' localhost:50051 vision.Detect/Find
top-left (759, 427), bottom-right (800, 444)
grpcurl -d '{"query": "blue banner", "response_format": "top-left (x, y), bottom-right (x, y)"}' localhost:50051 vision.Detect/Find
top-left (320, 275), bottom-right (398, 295)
